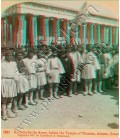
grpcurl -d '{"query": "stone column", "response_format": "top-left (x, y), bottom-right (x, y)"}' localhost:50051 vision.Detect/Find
top-left (94, 23), bottom-right (98, 44)
top-left (63, 19), bottom-right (67, 41)
top-left (87, 22), bottom-right (91, 44)
top-left (41, 16), bottom-right (46, 44)
top-left (97, 24), bottom-right (101, 44)
top-left (83, 24), bottom-right (87, 47)
top-left (6, 18), bottom-right (9, 47)
top-left (28, 15), bottom-right (34, 47)
top-left (115, 27), bottom-right (119, 46)
top-left (70, 22), bottom-right (76, 44)
top-left (100, 24), bottom-right (105, 43)
top-left (90, 24), bottom-right (94, 45)
top-left (75, 25), bottom-right (79, 44)
top-left (41, 16), bottom-right (49, 45)
top-left (34, 16), bottom-right (38, 46)
top-left (66, 21), bottom-right (70, 44)
top-left (1, 18), bottom-right (4, 46)
top-left (79, 25), bottom-right (83, 44)
top-left (56, 19), bottom-right (60, 37)
top-left (53, 17), bottom-right (57, 44)
top-left (109, 26), bottom-right (112, 47)
top-left (4, 18), bottom-right (7, 46)
top-left (45, 18), bottom-right (49, 45)
top-left (17, 15), bottom-right (26, 46)
top-left (23, 16), bottom-right (27, 46)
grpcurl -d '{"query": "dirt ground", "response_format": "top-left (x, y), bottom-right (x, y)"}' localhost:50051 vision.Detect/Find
top-left (2, 88), bottom-right (119, 129)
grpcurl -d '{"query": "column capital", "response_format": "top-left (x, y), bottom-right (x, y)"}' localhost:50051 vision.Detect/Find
top-left (87, 22), bottom-right (92, 25)
top-left (63, 18), bottom-right (67, 22)
top-left (94, 23), bottom-right (99, 27)
top-left (17, 15), bottom-right (25, 20)
top-left (49, 17), bottom-right (57, 21)
top-left (101, 24), bottom-right (106, 27)
top-left (40, 15), bottom-right (46, 19)
top-left (109, 25), bottom-right (112, 28)
top-left (28, 14), bottom-right (34, 20)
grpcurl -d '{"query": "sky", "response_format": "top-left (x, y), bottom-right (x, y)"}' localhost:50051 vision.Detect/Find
top-left (1, 0), bottom-right (119, 19)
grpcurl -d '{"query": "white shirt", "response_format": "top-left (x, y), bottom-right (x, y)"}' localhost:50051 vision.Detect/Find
top-left (69, 52), bottom-right (83, 69)
top-left (22, 58), bottom-right (37, 74)
top-left (103, 53), bottom-right (112, 68)
top-left (36, 58), bottom-right (47, 72)
top-left (1, 61), bottom-right (19, 78)
top-left (85, 52), bottom-right (101, 70)
top-left (46, 57), bottom-right (65, 74)
top-left (112, 53), bottom-right (119, 66)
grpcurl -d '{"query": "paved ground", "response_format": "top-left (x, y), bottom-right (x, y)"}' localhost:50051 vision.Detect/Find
top-left (2, 88), bottom-right (119, 129)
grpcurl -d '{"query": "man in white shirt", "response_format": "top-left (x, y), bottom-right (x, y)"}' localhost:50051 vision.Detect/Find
top-left (1, 50), bottom-right (18, 120)
top-left (23, 50), bottom-right (38, 105)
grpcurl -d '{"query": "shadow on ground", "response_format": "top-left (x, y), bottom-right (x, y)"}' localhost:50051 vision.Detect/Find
top-left (100, 88), bottom-right (119, 101)
top-left (107, 123), bottom-right (119, 129)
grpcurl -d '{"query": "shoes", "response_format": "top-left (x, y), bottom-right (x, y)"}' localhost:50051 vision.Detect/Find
top-left (68, 91), bottom-right (72, 97)
top-left (93, 90), bottom-right (98, 94)
top-left (68, 95), bottom-right (72, 97)
top-left (29, 101), bottom-right (37, 106)
top-left (34, 99), bottom-right (39, 104)
top-left (88, 91), bottom-right (93, 96)
top-left (7, 112), bottom-right (17, 118)
top-left (2, 116), bottom-right (8, 121)
top-left (59, 95), bottom-right (63, 98)
top-left (18, 105), bottom-right (26, 110)
top-left (74, 93), bottom-right (78, 95)
top-left (40, 98), bottom-right (45, 100)
top-left (24, 104), bottom-right (29, 108)
top-left (48, 95), bottom-right (54, 100)
top-left (12, 108), bottom-right (18, 113)
top-left (54, 95), bottom-right (60, 99)
top-left (98, 90), bottom-right (104, 93)
top-left (83, 92), bottom-right (88, 96)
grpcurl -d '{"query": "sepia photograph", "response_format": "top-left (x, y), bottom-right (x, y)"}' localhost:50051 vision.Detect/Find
top-left (1, 0), bottom-right (119, 137)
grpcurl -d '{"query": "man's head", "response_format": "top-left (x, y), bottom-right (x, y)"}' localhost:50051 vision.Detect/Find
top-left (16, 51), bottom-right (24, 60)
top-left (28, 50), bottom-right (35, 59)
top-left (5, 50), bottom-right (14, 62)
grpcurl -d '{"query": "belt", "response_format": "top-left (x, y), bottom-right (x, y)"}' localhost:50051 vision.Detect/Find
top-left (30, 73), bottom-right (36, 75)
top-left (20, 73), bottom-right (27, 75)
top-left (2, 77), bottom-right (14, 79)
top-left (50, 68), bottom-right (58, 70)
top-left (38, 70), bottom-right (45, 72)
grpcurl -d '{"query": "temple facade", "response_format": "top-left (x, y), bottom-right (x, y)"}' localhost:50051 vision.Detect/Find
top-left (1, 2), bottom-right (119, 47)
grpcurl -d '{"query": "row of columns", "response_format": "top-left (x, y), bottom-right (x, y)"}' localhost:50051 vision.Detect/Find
top-left (85, 23), bottom-right (119, 47)
top-left (1, 15), bottom-right (119, 47)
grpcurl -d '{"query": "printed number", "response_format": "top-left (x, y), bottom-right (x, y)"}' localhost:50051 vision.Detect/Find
top-left (3, 130), bottom-right (10, 134)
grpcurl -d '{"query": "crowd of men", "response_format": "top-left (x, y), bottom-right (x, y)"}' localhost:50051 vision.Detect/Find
top-left (1, 41), bottom-right (119, 121)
